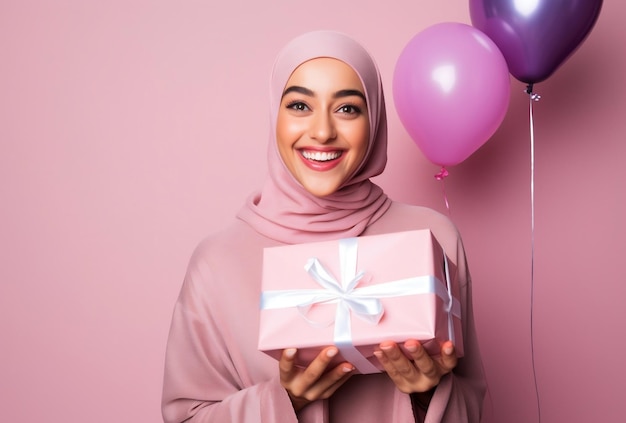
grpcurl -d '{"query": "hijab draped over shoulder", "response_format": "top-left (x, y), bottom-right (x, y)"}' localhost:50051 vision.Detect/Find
top-left (237, 31), bottom-right (392, 244)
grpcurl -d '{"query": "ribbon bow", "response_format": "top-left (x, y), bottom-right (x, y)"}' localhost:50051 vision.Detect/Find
top-left (301, 238), bottom-right (384, 326)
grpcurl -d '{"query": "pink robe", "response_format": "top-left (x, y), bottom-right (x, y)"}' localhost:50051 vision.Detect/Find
top-left (162, 202), bottom-right (486, 422)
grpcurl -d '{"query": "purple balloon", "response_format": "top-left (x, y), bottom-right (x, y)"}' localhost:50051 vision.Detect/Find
top-left (470, 0), bottom-right (603, 85)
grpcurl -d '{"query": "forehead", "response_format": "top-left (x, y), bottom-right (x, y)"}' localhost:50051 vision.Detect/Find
top-left (285, 57), bottom-right (364, 92)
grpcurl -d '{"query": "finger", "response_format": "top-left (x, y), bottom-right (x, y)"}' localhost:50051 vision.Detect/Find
top-left (439, 341), bottom-right (458, 372)
top-left (304, 347), bottom-right (339, 376)
top-left (404, 340), bottom-right (437, 379)
top-left (279, 348), bottom-right (299, 383)
top-left (297, 358), bottom-right (354, 401)
top-left (378, 341), bottom-right (418, 378)
top-left (373, 348), bottom-right (391, 369)
top-left (317, 363), bottom-right (355, 398)
top-left (288, 346), bottom-right (341, 392)
top-left (379, 341), bottom-right (407, 361)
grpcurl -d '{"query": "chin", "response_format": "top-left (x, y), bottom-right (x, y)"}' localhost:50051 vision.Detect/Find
top-left (303, 185), bottom-right (340, 198)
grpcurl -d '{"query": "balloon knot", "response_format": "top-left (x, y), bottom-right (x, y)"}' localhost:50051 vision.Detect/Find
top-left (434, 167), bottom-right (449, 180)
top-left (525, 84), bottom-right (541, 101)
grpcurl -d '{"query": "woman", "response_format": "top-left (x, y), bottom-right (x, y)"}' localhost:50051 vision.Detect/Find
top-left (162, 30), bottom-right (486, 422)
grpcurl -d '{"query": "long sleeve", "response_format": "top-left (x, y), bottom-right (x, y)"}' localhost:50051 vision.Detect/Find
top-left (161, 298), bottom-right (296, 422)
top-left (422, 236), bottom-right (486, 423)
top-left (161, 227), bottom-right (301, 423)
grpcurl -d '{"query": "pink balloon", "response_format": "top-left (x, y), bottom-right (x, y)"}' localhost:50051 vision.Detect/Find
top-left (393, 22), bottom-right (511, 167)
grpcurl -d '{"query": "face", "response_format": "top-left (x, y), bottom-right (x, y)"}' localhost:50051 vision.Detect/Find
top-left (276, 57), bottom-right (370, 197)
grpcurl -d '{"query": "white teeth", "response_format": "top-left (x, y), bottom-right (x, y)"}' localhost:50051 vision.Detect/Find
top-left (301, 150), bottom-right (342, 162)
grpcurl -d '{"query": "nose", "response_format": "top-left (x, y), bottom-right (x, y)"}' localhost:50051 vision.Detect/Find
top-left (309, 111), bottom-right (336, 143)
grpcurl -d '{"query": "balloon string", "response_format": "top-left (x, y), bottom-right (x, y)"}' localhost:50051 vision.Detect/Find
top-left (527, 83), bottom-right (542, 423)
top-left (434, 166), bottom-right (451, 216)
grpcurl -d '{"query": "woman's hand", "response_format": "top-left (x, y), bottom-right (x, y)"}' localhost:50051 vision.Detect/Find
top-left (374, 339), bottom-right (457, 397)
top-left (279, 346), bottom-right (355, 412)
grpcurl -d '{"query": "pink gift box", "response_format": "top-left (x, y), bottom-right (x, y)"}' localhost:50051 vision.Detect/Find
top-left (258, 229), bottom-right (463, 374)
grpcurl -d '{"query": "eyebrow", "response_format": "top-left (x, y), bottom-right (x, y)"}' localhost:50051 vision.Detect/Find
top-left (282, 85), bottom-right (367, 102)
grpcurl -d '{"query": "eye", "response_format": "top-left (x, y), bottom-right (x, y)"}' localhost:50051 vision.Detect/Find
top-left (337, 104), bottom-right (362, 115)
top-left (286, 101), bottom-right (310, 112)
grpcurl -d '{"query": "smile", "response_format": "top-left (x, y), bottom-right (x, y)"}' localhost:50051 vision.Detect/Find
top-left (301, 150), bottom-right (343, 162)
top-left (298, 149), bottom-right (344, 172)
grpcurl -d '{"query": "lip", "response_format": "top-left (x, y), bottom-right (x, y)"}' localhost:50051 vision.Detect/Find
top-left (297, 148), bottom-right (345, 171)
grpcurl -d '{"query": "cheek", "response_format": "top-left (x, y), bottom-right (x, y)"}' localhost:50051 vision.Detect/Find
top-left (275, 116), bottom-right (291, 156)
top-left (275, 115), bottom-right (303, 173)
top-left (352, 124), bottom-right (370, 163)
top-left (276, 115), bottom-right (303, 147)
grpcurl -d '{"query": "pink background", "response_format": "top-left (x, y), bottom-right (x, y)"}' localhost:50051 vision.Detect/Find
top-left (1, 1), bottom-right (624, 422)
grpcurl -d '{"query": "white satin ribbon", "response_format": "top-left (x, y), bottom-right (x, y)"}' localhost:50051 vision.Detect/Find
top-left (260, 237), bottom-right (461, 373)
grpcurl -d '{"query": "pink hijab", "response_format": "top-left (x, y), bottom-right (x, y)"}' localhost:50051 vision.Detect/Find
top-left (237, 31), bottom-right (392, 244)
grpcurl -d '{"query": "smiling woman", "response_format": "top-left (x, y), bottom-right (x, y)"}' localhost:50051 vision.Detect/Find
top-left (162, 30), bottom-right (486, 423)
top-left (276, 58), bottom-right (370, 197)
